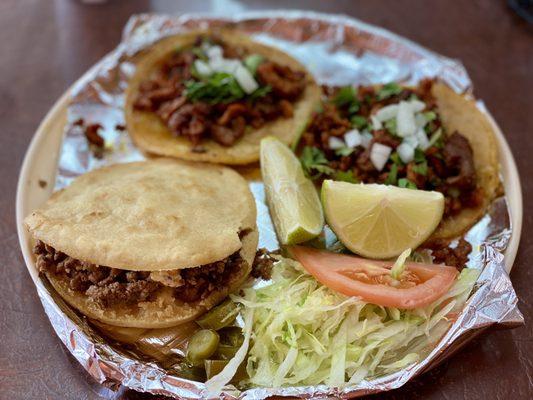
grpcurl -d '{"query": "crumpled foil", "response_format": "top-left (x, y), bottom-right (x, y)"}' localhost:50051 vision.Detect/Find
top-left (32, 11), bottom-right (523, 399)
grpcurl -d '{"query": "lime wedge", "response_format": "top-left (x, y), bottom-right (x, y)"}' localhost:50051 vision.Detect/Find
top-left (260, 137), bottom-right (324, 245)
top-left (322, 181), bottom-right (444, 259)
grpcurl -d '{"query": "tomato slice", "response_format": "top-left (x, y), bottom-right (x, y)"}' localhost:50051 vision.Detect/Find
top-left (289, 246), bottom-right (458, 309)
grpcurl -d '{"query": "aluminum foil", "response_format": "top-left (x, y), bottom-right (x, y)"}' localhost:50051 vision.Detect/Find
top-left (33, 11), bottom-right (523, 399)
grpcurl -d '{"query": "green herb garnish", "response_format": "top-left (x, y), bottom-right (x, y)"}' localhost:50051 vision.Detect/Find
top-left (185, 73), bottom-right (269, 104)
top-left (244, 54), bottom-right (264, 75)
top-left (191, 46), bottom-right (208, 61)
top-left (414, 148), bottom-right (427, 163)
top-left (423, 111), bottom-right (437, 123)
top-left (398, 178), bottom-right (417, 190)
top-left (335, 146), bottom-right (355, 157)
top-left (334, 170), bottom-right (358, 183)
top-left (384, 119), bottom-right (398, 135)
top-left (332, 86), bottom-right (360, 114)
top-left (351, 115), bottom-right (368, 130)
top-left (300, 146), bottom-right (334, 178)
top-left (249, 85), bottom-right (272, 100)
top-left (384, 164), bottom-right (398, 185)
top-left (412, 161), bottom-right (428, 176)
top-left (390, 152), bottom-right (404, 166)
top-left (377, 82), bottom-right (402, 101)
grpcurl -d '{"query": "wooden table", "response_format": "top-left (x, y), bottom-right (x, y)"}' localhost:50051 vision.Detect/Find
top-left (1, 1), bottom-right (531, 399)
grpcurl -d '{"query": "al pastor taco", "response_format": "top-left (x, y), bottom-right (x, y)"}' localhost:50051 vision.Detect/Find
top-left (125, 30), bottom-right (321, 165)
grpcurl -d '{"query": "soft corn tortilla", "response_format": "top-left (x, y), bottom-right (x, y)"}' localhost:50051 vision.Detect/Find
top-left (429, 82), bottom-right (500, 240)
top-left (125, 29), bottom-right (322, 165)
top-left (43, 229), bottom-right (258, 328)
top-left (25, 158), bottom-right (257, 270)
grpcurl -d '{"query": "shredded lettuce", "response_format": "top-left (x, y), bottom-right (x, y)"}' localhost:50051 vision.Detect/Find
top-left (390, 248), bottom-right (411, 280)
top-left (214, 258), bottom-right (479, 389)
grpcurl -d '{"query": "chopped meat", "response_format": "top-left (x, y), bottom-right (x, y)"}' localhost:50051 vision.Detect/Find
top-left (167, 103), bottom-right (211, 146)
top-left (372, 130), bottom-right (400, 149)
top-left (34, 241), bottom-right (245, 308)
top-left (84, 123), bottom-right (104, 148)
top-left (443, 132), bottom-right (476, 190)
top-left (175, 252), bottom-right (246, 303)
top-left (217, 103), bottom-right (248, 126)
top-left (211, 116), bottom-right (246, 146)
top-left (86, 280), bottom-right (160, 308)
top-left (426, 237), bottom-right (472, 270)
top-left (256, 61), bottom-right (306, 100)
top-left (251, 248), bottom-right (275, 280)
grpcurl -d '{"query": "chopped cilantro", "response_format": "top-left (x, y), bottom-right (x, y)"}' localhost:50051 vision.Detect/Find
top-left (332, 86), bottom-right (357, 107)
top-left (384, 119), bottom-right (398, 135)
top-left (249, 85), bottom-right (272, 100)
top-left (335, 146), bottom-right (354, 157)
top-left (423, 111), bottom-right (437, 123)
top-left (191, 47), bottom-right (208, 61)
top-left (414, 148), bottom-right (427, 163)
top-left (244, 54), bottom-right (264, 75)
top-left (412, 161), bottom-right (428, 176)
top-left (377, 82), bottom-right (402, 101)
top-left (300, 146), bottom-right (334, 178)
top-left (185, 72), bottom-right (269, 104)
top-left (332, 86), bottom-right (360, 114)
top-left (390, 152), bottom-right (404, 166)
top-left (351, 115), bottom-right (368, 130)
top-left (384, 164), bottom-right (398, 185)
top-left (398, 178), bottom-right (417, 189)
top-left (334, 170), bottom-right (358, 183)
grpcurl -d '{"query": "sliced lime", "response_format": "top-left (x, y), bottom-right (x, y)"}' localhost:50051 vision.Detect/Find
top-left (260, 137), bottom-right (324, 245)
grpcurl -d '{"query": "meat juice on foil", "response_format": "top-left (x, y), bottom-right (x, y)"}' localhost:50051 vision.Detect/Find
top-left (30, 11), bottom-right (523, 399)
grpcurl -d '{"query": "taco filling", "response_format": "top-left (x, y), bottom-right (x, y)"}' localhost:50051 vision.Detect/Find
top-left (133, 36), bottom-right (306, 148)
top-left (34, 240), bottom-right (246, 308)
top-left (299, 79), bottom-right (482, 218)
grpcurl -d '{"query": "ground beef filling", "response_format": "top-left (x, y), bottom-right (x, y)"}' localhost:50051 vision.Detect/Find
top-left (34, 240), bottom-right (245, 308)
top-left (300, 79), bottom-right (482, 218)
top-left (133, 38), bottom-right (306, 148)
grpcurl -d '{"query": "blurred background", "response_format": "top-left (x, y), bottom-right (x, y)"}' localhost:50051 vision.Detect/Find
top-left (0, 1), bottom-right (531, 400)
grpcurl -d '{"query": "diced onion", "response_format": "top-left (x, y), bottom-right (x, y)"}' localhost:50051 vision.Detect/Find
top-left (361, 132), bottom-right (373, 149)
top-left (370, 143), bottom-right (392, 171)
top-left (371, 115), bottom-right (383, 130)
top-left (344, 129), bottom-right (362, 148)
top-left (403, 135), bottom-right (419, 149)
top-left (328, 136), bottom-right (345, 150)
top-left (206, 45), bottom-right (223, 60)
top-left (375, 104), bottom-right (399, 122)
top-left (234, 65), bottom-right (259, 94)
top-left (416, 128), bottom-right (430, 150)
top-left (193, 60), bottom-right (212, 77)
top-left (397, 143), bottom-right (415, 164)
top-left (396, 101), bottom-right (417, 137)
top-left (414, 113), bottom-right (427, 128)
top-left (408, 99), bottom-right (426, 113)
top-left (209, 58), bottom-right (241, 74)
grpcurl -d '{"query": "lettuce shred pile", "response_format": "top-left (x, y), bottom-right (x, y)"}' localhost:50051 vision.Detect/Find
top-left (226, 257), bottom-right (478, 388)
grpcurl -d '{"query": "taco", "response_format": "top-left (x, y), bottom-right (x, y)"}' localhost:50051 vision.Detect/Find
top-left (297, 79), bottom-right (499, 240)
top-left (24, 159), bottom-right (258, 328)
top-left (125, 29), bottom-right (321, 165)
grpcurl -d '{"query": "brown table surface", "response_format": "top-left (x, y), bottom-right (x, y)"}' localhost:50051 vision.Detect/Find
top-left (1, 1), bottom-right (532, 399)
